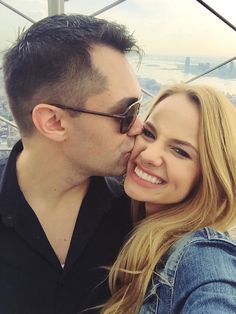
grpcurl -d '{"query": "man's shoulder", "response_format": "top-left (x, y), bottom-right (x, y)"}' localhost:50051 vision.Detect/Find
top-left (0, 157), bottom-right (8, 166)
top-left (0, 157), bottom-right (8, 178)
top-left (89, 176), bottom-right (130, 212)
top-left (0, 141), bottom-right (21, 179)
top-left (103, 176), bottom-right (131, 227)
top-left (104, 176), bottom-right (125, 197)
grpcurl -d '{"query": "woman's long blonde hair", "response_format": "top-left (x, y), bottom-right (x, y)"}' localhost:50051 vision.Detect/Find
top-left (102, 84), bottom-right (236, 314)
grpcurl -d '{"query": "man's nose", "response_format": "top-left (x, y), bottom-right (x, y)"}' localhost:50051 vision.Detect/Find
top-left (127, 117), bottom-right (143, 137)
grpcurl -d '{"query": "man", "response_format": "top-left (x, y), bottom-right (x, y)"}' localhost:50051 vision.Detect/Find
top-left (0, 14), bottom-right (142, 313)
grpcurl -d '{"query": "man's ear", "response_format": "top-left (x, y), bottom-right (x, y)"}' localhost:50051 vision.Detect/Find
top-left (31, 104), bottom-right (67, 142)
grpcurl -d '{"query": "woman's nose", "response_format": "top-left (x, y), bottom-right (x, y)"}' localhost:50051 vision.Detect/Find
top-left (139, 144), bottom-right (164, 168)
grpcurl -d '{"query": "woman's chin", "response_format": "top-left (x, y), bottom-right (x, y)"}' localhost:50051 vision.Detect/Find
top-left (124, 176), bottom-right (145, 201)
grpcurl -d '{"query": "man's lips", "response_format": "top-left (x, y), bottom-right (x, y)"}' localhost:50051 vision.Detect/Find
top-left (123, 151), bottom-right (132, 161)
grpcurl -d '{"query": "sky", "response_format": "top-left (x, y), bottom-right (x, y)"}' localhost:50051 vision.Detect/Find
top-left (0, 0), bottom-right (235, 58)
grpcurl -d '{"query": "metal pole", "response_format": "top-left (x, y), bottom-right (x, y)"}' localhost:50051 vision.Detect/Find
top-left (48, 0), bottom-right (65, 16)
top-left (91, 0), bottom-right (128, 17)
top-left (141, 88), bottom-right (154, 98)
top-left (0, 0), bottom-right (35, 23)
top-left (0, 116), bottom-right (17, 128)
top-left (195, 0), bottom-right (236, 32)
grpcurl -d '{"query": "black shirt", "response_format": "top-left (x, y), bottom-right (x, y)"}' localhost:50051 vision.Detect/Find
top-left (0, 142), bottom-right (132, 314)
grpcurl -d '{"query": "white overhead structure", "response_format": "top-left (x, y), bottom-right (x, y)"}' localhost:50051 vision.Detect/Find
top-left (48, 0), bottom-right (66, 16)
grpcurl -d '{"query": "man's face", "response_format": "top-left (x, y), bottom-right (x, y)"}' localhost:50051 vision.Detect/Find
top-left (63, 45), bottom-right (142, 177)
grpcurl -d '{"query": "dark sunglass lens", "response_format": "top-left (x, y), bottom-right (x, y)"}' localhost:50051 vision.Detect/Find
top-left (120, 103), bottom-right (139, 133)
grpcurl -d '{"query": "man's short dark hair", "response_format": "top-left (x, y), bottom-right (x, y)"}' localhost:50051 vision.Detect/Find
top-left (3, 14), bottom-right (139, 136)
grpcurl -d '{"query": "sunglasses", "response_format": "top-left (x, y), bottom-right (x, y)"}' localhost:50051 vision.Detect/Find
top-left (50, 97), bottom-right (142, 134)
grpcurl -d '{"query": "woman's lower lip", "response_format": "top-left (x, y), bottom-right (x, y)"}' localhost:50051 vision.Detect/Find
top-left (129, 166), bottom-right (164, 188)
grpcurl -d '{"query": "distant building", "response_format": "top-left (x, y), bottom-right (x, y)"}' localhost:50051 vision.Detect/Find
top-left (184, 57), bottom-right (191, 73)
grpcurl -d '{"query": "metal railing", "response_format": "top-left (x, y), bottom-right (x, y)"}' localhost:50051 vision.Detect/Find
top-left (91, 0), bottom-right (128, 17)
top-left (0, 116), bottom-right (17, 128)
top-left (0, 0), bottom-right (35, 23)
top-left (195, 0), bottom-right (236, 32)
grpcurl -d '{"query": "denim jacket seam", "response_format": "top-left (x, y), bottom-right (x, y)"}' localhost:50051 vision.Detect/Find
top-left (205, 227), bottom-right (236, 245)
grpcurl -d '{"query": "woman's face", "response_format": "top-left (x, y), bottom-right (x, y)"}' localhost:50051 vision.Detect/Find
top-left (124, 93), bottom-right (201, 215)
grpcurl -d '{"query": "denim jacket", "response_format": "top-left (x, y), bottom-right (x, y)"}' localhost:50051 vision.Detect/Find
top-left (140, 227), bottom-right (236, 314)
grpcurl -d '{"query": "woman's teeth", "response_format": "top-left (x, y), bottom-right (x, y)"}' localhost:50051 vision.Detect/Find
top-left (134, 166), bottom-right (163, 184)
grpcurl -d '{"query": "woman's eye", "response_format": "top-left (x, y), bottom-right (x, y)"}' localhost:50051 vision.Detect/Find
top-left (142, 127), bottom-right (155, 139)
top-left (172, 147), bottom-right (190, 159)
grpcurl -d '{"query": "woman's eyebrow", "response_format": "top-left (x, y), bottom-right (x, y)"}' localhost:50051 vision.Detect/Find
top-left (145, 121), bottom-right (156, 132)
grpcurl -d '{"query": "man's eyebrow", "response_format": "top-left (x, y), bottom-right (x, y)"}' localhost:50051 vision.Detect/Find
top-left (112, 97), bottom-right (140, 112)
top-left (145, 121), bottom-right (199, 155)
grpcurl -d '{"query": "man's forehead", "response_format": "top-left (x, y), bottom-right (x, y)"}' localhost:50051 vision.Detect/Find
top-left (88, 45), bottom-right (141, 111)
top-left (90, 45), bottom-right (136, 80)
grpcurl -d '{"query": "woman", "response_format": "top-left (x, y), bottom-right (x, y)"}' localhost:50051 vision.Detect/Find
top-left (102, 84), bottom-right (236, 313)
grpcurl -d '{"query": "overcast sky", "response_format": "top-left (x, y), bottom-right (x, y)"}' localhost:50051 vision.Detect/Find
top-left (0, 0), bottom-right (235, 58)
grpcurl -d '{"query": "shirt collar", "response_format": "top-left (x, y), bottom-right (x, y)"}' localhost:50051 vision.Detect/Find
top-left (0, 140), bottom-right (23, 223)
top-left (0, 140), bottom-right (116, 224)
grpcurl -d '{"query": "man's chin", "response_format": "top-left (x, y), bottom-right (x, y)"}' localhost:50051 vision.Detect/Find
top-left (106, 165), bottom-right (127, 177)
top-left (99, 159), bottom-right (128, 177)
top-left (109, 169), bottom-right (126, 177)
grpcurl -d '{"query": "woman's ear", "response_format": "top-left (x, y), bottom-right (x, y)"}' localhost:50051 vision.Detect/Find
top-left (31, 104), bottom-right (67, 142)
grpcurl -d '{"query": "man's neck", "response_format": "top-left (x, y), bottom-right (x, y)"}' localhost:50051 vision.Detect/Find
top-left (16, 145), bottom-right (90, 214)
top-left (15, 144), bottom-right (90, 264)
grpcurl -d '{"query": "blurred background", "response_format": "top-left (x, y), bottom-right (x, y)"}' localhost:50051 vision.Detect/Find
top-left (0, 0), bottom-right (235, 158)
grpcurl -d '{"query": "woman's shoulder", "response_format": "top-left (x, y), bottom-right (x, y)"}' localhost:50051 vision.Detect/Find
top-left (175, 227), bottom-right (236, 246)
top-left (169, 227), bottom-right (236, 258)
top-left (159, 227), bottom-right (236, 285)
top-left (143, 228), bottom-right (236, 313)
